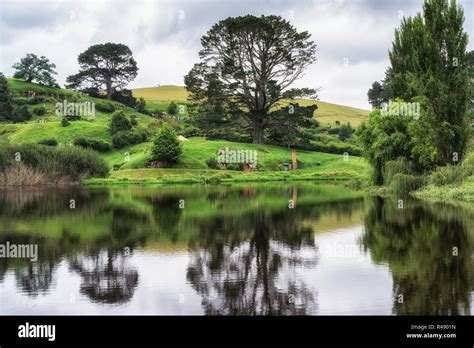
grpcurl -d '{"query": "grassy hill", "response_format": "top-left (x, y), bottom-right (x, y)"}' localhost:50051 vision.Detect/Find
top-left (0, 79), bottom-right (370, 185)
top-left (132, 85), bottom-right (370, 126)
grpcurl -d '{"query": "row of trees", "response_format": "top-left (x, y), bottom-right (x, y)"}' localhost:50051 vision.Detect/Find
top-left (5, 15), bottom-right (320, 146)
top-left (359, 0), bottom-right (471, 184)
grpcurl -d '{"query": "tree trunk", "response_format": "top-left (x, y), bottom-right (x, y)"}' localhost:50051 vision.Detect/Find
top-left (106, 80), bottom-right (113, 100)
top-left (252, 118), bottom-right (264, 144)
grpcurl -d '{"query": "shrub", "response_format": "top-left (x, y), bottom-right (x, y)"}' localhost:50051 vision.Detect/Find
top-left (32, 105), bottom-right (47, 116)
top-left (427, 164), bottom-right (473, 186)
top-left (110, 110), bottom-right (131, 134)
top-left (11, 97), bottom-right (32, 106)
top-left (206, 157), bottom-right (219, 169)
top-left (0, 144), bottom-right (108, 184)
top-left (61, 118), bottom-right (70, 127)
top-left (167, 101), bottom-right (178, 115)
top-left (73, 138), bottom-right (111, 152)
top-left (130, 115), bottom-right (138, 126)
top-left (111, 89), bottom-right (137, 108)
top-left (338, 123), bottom-right (353, 141)
top-left (112, 131), bottom-right (131, 148)
top-left (225, 163), bottom-right (243, 171)
top-left (38, 139), bottom-right (58, 146)
top-left (11, 105), bottom-right (32, 123)
top-left (95, 100), bottom-right (116, 113)
top-left (136, 97), bottom-right (146, 113)
top-left (151, 124), bottom-right (182, 164)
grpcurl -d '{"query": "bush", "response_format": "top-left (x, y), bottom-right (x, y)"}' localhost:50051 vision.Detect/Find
top-left (38, 139), bottom-right (58, 146)
top-left (206, 157), bottom-right (219, 169)
top-left (167, 101), bottom-right (178, 115)
top-left (136, 97), bottom-right (146, 113)
top-left (151, 124), bottom-right (182, 164)
top-left (110, 110), bottom-right (131, 134)
top-left (225, 163), bottom-right (243, 171)
top-left (11, 105), bottom-right (32, 123)
top-left (338, 123), bottom-right (353, 141)
top-left (130, 115), bottom-right (138, 126)
top-left (95, 100), bottom-right (116, 113)
top-left (112, 128), bottom-right (149, 149)
top-left (382, 157), bottom-right (414, 185)
top-left (32, 105), bottom-right (47, 116)
top-left (61, 118), bottom-right (70, 127)
top-left (427, 164), bottom-right (473, 186)
top-left (74, 138), bottom-right (111, 152)
top-left (111, 89), bottom-right (137, 108)
top-left (0, 144), bottom-right (108, 184)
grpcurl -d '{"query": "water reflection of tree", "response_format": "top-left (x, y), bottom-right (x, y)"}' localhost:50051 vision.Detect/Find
top-left (187, 207), bottom-right (319, 315)
top-left (69, 249), bottom-right (139, 305)
top-left (361, 196), bottom-right (474, 315)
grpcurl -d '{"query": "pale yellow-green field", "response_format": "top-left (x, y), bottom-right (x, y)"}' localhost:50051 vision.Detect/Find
top-left (132, 86), bottom-right (370, 126)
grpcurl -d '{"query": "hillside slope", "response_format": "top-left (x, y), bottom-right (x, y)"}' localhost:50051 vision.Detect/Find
top-left (132, 85), bottom-right (370, 126)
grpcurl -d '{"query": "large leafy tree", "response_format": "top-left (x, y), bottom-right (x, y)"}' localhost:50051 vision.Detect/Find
top-left (66, 43), bottom-right (138, 100)
top-left (0, 73), bottom-right (12, 121)
top-left (12, 53), bottom-right (58, 86)
top-left (386, 0), bottom-right (470, 165)
top-left (185, 15), bottom-right (318, 144)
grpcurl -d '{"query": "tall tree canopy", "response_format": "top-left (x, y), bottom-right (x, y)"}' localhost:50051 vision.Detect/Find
top-left (12, 53), bottom-right (58, 86)
top-left (0, 73), bottom-right (13, 121)
top-left (386, 0), bottom-right (470, 165)
top-left (185, 15), bottom-right (318, 144)
top-left (359, 0), bottom-right (470, 183)
top-left (66, 43), bottom-right (138, 100)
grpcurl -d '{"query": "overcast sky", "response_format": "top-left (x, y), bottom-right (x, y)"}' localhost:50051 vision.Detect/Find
top-left (1, 0), bottom-right (473, 109)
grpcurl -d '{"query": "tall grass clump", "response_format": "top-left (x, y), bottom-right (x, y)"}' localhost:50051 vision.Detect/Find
top-left (0, 144), bottom-right (108, 186)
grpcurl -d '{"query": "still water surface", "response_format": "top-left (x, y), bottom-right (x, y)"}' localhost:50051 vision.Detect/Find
top-left (0, 184), bottom-right (472, 315)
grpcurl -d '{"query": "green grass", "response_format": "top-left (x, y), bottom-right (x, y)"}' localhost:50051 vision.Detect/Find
top-left (132, 85), bottom-right (370, 126)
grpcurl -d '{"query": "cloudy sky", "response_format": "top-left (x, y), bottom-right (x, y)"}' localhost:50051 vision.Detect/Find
top-left (1, 0), bottom-right (473, 109)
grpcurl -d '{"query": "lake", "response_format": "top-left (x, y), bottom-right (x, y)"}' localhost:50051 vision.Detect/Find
top-left (0, 184), bottom-right (472, 315)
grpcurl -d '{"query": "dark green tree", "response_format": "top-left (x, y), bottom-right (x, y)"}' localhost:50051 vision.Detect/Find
top-left (152, 123), bottom-right (182, 164)
top-left (185, 15), bottom-right (318, 144)
top-left (167, 101), bottom-right (177, 115)
top-left (12, 53), bottom-right (58, 86)
top-left (0, 73), bottom-right (12, 121)
top-left (367, 81), bottom-right (386, 108)
top-left (110, 110), bottom-right (131, 134)
top-left (66, 43), bottom-right (138, 100)
top-left (386, 0), bottom-right (470, 165)
top-left (466, 50), bottom-right (474, 121)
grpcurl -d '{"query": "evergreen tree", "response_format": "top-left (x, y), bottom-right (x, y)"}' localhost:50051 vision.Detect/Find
top-left (0, 73), bottom-right (12, 121)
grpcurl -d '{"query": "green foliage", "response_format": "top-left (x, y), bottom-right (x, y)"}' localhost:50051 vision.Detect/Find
top-left (205, 157), bottom-right (219, 169)
top-left (61, 118), bottom-right (70, 127)
top-left (38, 139), bottom-right (58, 146)
top-left (110, 110), bottom-right (132, 134)
top-left (151, 124), bottom-right (182, 164)
top-left (136, 97), bottom-right (146, 113)
top-left (112, 128), bottom-right (149, 149)
top-left (338, 123), bottom-right (353, 141)
top-left (390, 173), bottom-right (424, 195)
top-left (357, 109), bottom-right (413, 184)
top-left (32, 105), bottom-right (47, 116)
top-left (167, 101), bottom-right (178, 115)
top-left (386, 0), bottom-right (470, 165)
top-left (74, 138), bottom-right (111, 152)
top-left (10, 105), bottom-right (32, 123)
top-left (0, 143), bottom-right (108, 180)
top-left (12, 53), bottom-right (58, 86)
top-left (185, 15), bottom-right (317, 144)
top-left (94, 100), bottom-right (116, 113)
top-left (0, 73), bottom-right (12, 121)
top-left (382, 157), bottom-right (415, 185)
top-left (66, 43), bottom-right (138, 100)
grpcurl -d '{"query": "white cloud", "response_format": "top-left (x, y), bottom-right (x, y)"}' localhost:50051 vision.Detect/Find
top-left (1, 0), bottom-right (472, 110)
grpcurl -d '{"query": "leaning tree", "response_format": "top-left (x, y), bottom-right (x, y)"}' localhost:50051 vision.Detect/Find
top-left (66, 43), bottom-right (138, 100)
top-left (185, 15), bottom-right (318, 144)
